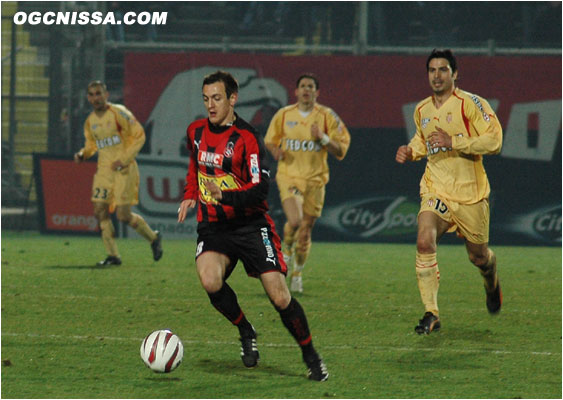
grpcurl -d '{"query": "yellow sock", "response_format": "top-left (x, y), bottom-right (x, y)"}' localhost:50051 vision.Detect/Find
top-left (129, 213), bottom-right (157, 242)
top-left (416, 252), bottom-right (440, 316)
top-left (100, 219), bottom-right (119, 257)
top-left (479, 249), bottom-right (498, 292)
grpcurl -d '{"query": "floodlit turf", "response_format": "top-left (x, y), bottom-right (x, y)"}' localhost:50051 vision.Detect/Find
top-left (1, 231), bottom-right (561, 398)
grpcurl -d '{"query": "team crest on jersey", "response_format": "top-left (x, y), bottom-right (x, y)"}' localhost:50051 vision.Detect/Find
top-left (224, 141), bottom-right (235, 158)
top-left (446, 112), bottom-right (453, 123)
top-left (286, 121), bottom-right (298, 128)
top-left (198, 150), bottom-right (224, 169)
top-left (421, 118), bottom-right (431, 129)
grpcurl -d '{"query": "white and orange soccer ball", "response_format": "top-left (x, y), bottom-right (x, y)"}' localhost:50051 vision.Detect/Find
top-left (140, 329), bottom-right (184, 373)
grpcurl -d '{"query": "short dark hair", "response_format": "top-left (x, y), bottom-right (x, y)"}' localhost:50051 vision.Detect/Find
top-left (202, 70), bottom-right (239, 99)
top-left (426, 49), bottom-right (457, 74)
top-left (296, 73), bottom-right (319, 90)
top-left (87, 80), bottom-right (107, 91)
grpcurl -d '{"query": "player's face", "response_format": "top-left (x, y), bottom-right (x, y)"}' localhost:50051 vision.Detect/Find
top-left (87, 85), bottom-right (109, 111)
top-left (428, 58), bottom-right (457, 96)
top-left (202, 82), bottom-right (237, 126)
top-left (295, 78), bottom-right (318, 110)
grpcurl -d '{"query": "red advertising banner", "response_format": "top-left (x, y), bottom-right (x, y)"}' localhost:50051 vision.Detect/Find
top-left (34, 154), bottom-right (98, 234)
top-left (124, 52), bottom-right (561, 129)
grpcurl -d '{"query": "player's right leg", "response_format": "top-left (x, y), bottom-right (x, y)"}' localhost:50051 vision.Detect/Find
top-left (196, 248), bottom-right (258, 367)
top-left (93, 201), bottom-right (121, 266)
top-left (281, 196), bottom-right (304, 291)
top-left (414, 210), bottom-right (450, 334)
top-left (261, 271), bottom-right (328, 381)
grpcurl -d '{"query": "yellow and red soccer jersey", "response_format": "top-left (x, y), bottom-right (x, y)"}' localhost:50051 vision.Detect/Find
top-left (265, 103), bottom-right (350, 185)
top-left (80, 103), bottom-right (145, 169)
top-left (408, 88), bottom-right (503, 204)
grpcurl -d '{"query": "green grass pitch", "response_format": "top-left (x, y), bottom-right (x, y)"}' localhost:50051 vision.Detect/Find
top-left (1, 231), bottom-right (561, 398)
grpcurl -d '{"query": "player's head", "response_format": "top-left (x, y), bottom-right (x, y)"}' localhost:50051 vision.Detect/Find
top-left (426, 49), bottom-right (458, 95)
top-left (202, 70), bottom-right (238, 126)
top-left (87, 80), bottom-right (109, 111)
top-left (295, 73), bottom-right (319, 110)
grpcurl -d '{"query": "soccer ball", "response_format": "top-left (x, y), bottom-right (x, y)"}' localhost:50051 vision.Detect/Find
top-left (140, 329), bottom-right (184, 373)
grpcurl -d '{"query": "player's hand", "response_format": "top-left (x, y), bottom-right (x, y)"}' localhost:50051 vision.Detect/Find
top-left (111, 160), bottom-right (125, 171)
top-left (429, 126), bottom-right (452, 149)
top-left (204, 180), bottom-right (222, 201)
top-left (74, 152), bottom-right (83, 163)
top-left (270, 146), bottom-right (285, 161)
top-left (310, 123), bottom-right (322, 140)
top-left (395, 145), bottom-right (413, 163)
top-left (177, 199), bottom-right (196, 223)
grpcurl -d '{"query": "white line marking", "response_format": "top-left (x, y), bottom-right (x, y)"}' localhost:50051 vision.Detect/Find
top-left (2, 332), bottom-right (558, 357)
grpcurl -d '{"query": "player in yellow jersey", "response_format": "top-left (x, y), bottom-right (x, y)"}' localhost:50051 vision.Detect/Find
top-left (265, 73), bottom-right (351, 293)
top-left (74, 81), bottom-right (163, 266)
top-left (396, 49), bottom-right (503, 334)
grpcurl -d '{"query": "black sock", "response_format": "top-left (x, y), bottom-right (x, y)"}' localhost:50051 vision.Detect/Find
top-left (207, 283), bottom-right (254, 337)
top-left (276, 297), bottom-right (317, 359)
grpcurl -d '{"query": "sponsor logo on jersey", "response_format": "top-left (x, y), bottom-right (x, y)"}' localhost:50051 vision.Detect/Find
top-left (96, 134), bottom-right (122, 149)
top-left (197, 171), bottom-right (240, 204)
top-left (286, 121), bottom-right (298, 128)
top-left (250, 154), bottom-right (260, 183)
top-left (471, 95), bottom-right (491, 122)
top-left (284, 138), bottom-right (322, 152)
top-left (260, 227), bottom-right (277, 265)
top-left (421, 118), bottom-right (430, 129)
top-left (198, 150), bottom-right (224, 168)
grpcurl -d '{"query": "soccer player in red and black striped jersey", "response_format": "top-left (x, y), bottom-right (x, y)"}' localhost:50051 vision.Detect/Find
top-left (177, 70), bottom-right (328, 381)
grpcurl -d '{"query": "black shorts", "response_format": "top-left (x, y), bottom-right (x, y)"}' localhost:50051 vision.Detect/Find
top-left (195, 214), bottom-right (287, 279)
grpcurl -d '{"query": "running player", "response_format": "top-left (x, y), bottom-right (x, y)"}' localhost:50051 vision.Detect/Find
top-left (395, 49), bottom-right (503, 334)
top-left (265, 73), bottom-right (351, 293)
top-left (177, 70), bottom-right (328, 381)
top-left (74, 81), bottom-right (162, 266)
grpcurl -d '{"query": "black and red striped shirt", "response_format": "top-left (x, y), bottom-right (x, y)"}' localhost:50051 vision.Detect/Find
top-left (183, 114), bottom-right (271, 225)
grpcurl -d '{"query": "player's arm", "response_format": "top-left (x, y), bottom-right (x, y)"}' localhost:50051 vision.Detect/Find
top-left (452, 96), bottom-right (503, 155)
top-left (118, 107), bottom-right (146, 165)
top-left (178, 130), bottom-right (199, 223)
top-left (264, 110), bottom-right (285, 161)
top-left (397, 110), bottom-right (427, 163)
top-left (219, 134), bottom-right (270, 208)
top-left (315, 110), bottom-right (350, 160)
top-left (74, 119), bottom-right (98, 162)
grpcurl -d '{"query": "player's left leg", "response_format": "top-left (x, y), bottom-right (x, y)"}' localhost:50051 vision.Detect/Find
top-left (292, 214), bottom-right (317, 292)
top-left (115, 205), bottom-right (162, 261)
top-left (465, 242), bottom-right (502, 314)
top-left (260, 271), bottom-right (328, 381)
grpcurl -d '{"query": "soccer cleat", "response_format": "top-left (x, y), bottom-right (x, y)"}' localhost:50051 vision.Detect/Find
top-left (151, 231), bottom-right (163, 261)
top-left (96, 256), bottom-right (122, 266)
top-left (290, 275), bottom-right (303, 293)
top-left (240, 333), bottom-right (259, 368)
top-left (304, 354), bottom-right (329, 381)
top-left (485, 280), bottom-right (502, 314)
top-left (415, 312), bottom-right (441, 335)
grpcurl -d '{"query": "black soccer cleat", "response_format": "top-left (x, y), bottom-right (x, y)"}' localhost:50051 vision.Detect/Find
top-left (96, 256), bottom-right (122, 266)
top-left (240, 333), bottom-right (259, 368)
top-left (486, 280), bottom-right (502, 314)
top-left (151, 231), bottom-right (163, 261)
top-left (415, 312), bottom-right (441, 335)
top-left (304, 354), bottom-right (329, 382)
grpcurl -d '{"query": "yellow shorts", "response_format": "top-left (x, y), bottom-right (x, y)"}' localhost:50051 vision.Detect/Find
top-left (91, 162), bottom-right (140, 208)
top-left (275, 173), bottom-right (325, 217)
top-left (419, 193), bottom-right (489, 244)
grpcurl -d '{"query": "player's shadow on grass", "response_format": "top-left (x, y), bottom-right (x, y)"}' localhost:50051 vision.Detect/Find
top-left (44, 264), bottom-right (121, 270)
top-left (196, 358), bottom-right (303, 379)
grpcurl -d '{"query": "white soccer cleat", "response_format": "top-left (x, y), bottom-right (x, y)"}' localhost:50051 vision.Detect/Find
top-left (290, 275), bottom-right (303, 293)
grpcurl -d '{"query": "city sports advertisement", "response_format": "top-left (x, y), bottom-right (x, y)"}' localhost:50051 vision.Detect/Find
top-left (42, 52), bottom-right (562, 245)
